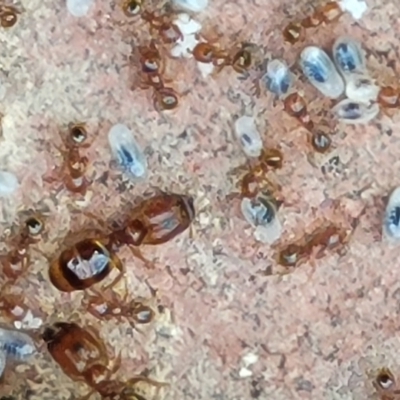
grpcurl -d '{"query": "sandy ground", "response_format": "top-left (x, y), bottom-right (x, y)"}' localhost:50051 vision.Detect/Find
top-left (0, 0), bottom-right (399, 399)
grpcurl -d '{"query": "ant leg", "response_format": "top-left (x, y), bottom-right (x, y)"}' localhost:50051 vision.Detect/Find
top-left (152, 91), bottom-right (163, 114)
top-left (121, 278), bottom-right (130, 302)
top-left (77, 155), bottom-right (89, 167)
top-left (19, 253), bottom-right (30, 279)
top-left (251, 78), bottom-right (261, 97)
top-left (2, 253), bottom-right (29, 284)
top-left (144, 279), bottom-right (158, 298)
top-left (53, 143), bottom-right (68, 158)
top-left (103, 272), bottom-right (124, 291)
top-left (213, 54), bottom-right (230, 74)
top-left (2, 258), bottom-right (17, 282)
top-left (188, 223), bottom-right (196, 240)
top-left (79, 390), bottom-right (95, 400)
top-left (306, 258), bottom-right (318, 280)
top-left (85, 283), bottom-right (108, 301)
top-left (129, 246), bottom-right (154, 269)
top-left (162, 76), bottom-right (174, 84)
top-left (196, 29), bottom-right (220, 45)
top-left (110, 351), bottom-right (122, 375)
top-left (125, 375), bottom-right (170, 393)
top-left (84, 298), bottom-right (106, 322)
top-left (137, 80), bottom-right (152, 91)
top-left (82, 211), bottom-right (110, 231)
top-left (103, 255), bottom-right (125, 291)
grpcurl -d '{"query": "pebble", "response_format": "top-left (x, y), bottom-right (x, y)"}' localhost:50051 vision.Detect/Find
top-left (66, 0), bottom-right (94, 17)
top-left (172, 0), bottom-right (209, 13)
top-left (0, 170), bottom-right (19, 197)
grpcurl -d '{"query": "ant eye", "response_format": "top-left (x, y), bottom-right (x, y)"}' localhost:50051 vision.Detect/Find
top-left (156, 90), bottom-right (179, 111)
top-left (284, 93), bottom-right (308, 118)
top-left (1, 11), bottom-right (17, 28)
top-left (123, 0), bottom-right (141, 16)
top-left (311, 131), bottom-right (332, 153)
top-left (260, 148), bottom-right (283, 169)
top-left (70, 125), bottom-right (87, 144)
top-left (143, 60), bottom-right (158, 72)
top-left (377, 370), bottom-right (395, 390)
top-left (163, 95), bottom-right (177, 105)
top-left (25, 217), bottom-right (44, 236)
top-left (135, 306), bottom-right (153, 324)
top-left (281, 245), bottom-right (299, 266)
top-left (283, 22), bottom-right (304, 44)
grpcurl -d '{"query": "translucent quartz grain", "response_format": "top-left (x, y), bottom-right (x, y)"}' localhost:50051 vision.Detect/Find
top-left (174, 13), bottom-right (202, 36)
top-left (66, 0), bottom-right (94, 17)
top-left (172, 0), bottom-right (209, 13)
top-left (170, 14), bottom-right (202, 59)
top-left (0, 170), bottom-right (19, 197)
top-left (338, 0), bottom-right (368, 20)
top-left (234, 116), bottom-right (263, 158)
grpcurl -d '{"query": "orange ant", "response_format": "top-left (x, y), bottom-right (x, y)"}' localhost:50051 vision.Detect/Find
top-left (45, 123), bottom-right (93, 196)
top-left (283, 2), bottom-right (343, 44)
top-left (0, 213), bottom-right (45, 287)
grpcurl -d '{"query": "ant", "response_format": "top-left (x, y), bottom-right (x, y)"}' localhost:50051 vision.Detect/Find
top-left (229, 148), bottom-right (283, 201)
top-left (45, 123), bottom-right (92, 196)
top-left (135, 40), bottom-right (180, 111)
top-left (42, 321), bottom-right (167, 399)
top-left (275, 202), bottom-right (366, 275)
top-left (283, 2), bottom-right (343, 44)
top-left (276, 223), bottom-right (348, 270)
top-left (283, 93), bottom-right (333, 153)
top-left (122, 1), bottom-right (183, 44)
top-left (83, 280), bottom-right (157, 331)
top-left (45, 192), bottom-right (195, 293)
top-left (0, 213), bottom-right (45, 287)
